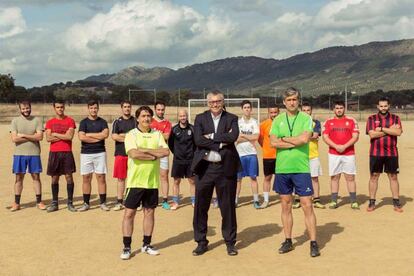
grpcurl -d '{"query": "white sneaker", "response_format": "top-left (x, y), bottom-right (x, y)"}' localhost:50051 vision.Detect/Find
top-left (113, 203), bottom-right (124, 211)
top-left (141, 245), bottom-right (160, 256)
top-left (100, 203), bottom-right (110, 211)
top-left (78, 203), bottom-right (90, 212)
top-left (120, 248), bottom-right (131, 260)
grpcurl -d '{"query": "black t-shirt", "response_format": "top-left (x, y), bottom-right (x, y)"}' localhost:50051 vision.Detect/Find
top-left (112, 116), bottom-right (136, 156)
top-left (79, 117), bottom-right (108, 154)
top-left (168, 123), bottom-right (196, 163)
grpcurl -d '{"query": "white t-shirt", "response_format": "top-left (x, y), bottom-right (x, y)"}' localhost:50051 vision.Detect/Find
top-left (236, 117), bottom-right (259, 157)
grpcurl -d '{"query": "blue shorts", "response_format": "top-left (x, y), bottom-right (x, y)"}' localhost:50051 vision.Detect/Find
top-left (13, 155), bottom-right (43, 174)
top-left (273, 173), bottom-right (313, 196)
top-left (237, 154), bottom-right (259, 180)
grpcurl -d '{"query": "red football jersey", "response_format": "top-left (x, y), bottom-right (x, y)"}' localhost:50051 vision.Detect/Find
top-left (323, 116), bottom-right (359, 155)
top-left (45, 116), bottom-right (76, 152)
top-left (150, 118), bottom-right (172, 135)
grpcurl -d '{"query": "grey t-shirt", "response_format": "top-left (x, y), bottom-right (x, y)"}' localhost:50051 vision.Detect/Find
top-left (11, 116), bottom-right (43, 155)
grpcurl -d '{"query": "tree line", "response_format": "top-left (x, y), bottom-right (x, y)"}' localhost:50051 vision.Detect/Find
top-left (1, 74), bottom-right (414, 110)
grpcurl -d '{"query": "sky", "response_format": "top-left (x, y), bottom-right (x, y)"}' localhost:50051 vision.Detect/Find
top-left (1, 0), bottom-right (414, 87)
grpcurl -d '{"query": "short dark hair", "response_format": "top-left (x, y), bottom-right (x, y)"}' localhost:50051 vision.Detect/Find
top-left (136, 105), bottom-right (154, 118)
top-left (302, 102), bottom-right (312, 109)
top-left (154, 101), bottom-right (166, 108)
top-left (120, 100), bottom-right (132, 107)
top-left (378, 97), bottom-right (390, 105)
top-left (53, 100), bottom-right (65, 107)
top-left (333, 100), bottom-right (345, 108)
top-left (18, 100), bottom-right (31, 108)
top-left (87, 100), bottom-right (99, 107)
top-left (241, 100), bottom-right (252, 108)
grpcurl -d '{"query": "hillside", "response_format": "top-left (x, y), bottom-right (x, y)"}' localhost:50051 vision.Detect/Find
top-left (84, 39), bottom-right (414, 96)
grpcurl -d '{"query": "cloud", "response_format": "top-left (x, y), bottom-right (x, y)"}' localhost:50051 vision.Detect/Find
top-left (0, 7), bottom-right (26, 38)
top-left (48, 0), bottom-right (236, 71)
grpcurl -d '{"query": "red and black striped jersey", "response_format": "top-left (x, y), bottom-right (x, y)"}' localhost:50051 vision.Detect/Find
top-left (366, 112), bottom-right (401, 157)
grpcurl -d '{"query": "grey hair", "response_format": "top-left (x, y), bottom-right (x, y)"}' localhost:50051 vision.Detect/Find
top-left (282, 87), bottom-right (300, 100)
top-left (206, 90), bottom-right (224, 101)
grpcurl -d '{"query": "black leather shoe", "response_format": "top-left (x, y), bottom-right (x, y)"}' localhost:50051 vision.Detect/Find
top-left (226, 245), bottom-right (238, 256)
top-left (192, 244), bottom-right (208, 256)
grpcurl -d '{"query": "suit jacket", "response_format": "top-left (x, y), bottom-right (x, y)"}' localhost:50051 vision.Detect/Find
top-left (191, 110), bottom-right (242, 177)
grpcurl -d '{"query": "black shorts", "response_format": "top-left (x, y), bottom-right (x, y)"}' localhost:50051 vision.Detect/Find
top-left (124, 188), bottom-right (158, 209)
top-left (263, 159), bottom-right (276, 176)
top-left (171, 161), bottom-right (194, 178)
top-left (370, 156), bottom-right (399, 174)
top-left (47, 152), bottom-right (76, 176)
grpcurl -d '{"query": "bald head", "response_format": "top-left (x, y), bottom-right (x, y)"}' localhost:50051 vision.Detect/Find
top-left (178, 109), bottom-right (188, 126)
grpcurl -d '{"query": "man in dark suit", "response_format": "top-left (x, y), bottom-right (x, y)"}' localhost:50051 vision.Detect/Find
top-left (191, 90), bottom-right (241, 256)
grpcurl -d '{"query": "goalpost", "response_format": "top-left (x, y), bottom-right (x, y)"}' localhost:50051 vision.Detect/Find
top-left (188, 98), bottom-right (261, 123)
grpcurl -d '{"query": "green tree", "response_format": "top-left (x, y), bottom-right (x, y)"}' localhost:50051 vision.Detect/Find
top-left (0, 74), bottom-right (15, 102)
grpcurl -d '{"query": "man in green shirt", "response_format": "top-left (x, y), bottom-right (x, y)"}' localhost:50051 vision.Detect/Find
top-left (270, 87), bottom-right (320, 257)
top-left (120, 106), bottom-right (169, 260)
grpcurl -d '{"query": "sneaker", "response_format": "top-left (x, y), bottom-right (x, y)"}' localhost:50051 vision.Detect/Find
top-left (113, 203), bottom-right (124, 211)
top-left (67, 203), bottom-right (77, 212)
top-left (253, 201), bottom-right (261, 209)
top-left (100, 203), bottom-right (110, 211)
top-left (47, 202), bottom-right (59, 213)
top-left (170, 202), bottom-right (179, 210)
top-left (141, 245), bottom-right (160, 256)
top-left (259, 201), bottom-right (269, 209)
top-left (313, 201), bottom-right (326, 209)
top-left (37, 202), bottom-right (47, 210)
top-left (292, 201), bottom-right (301, 209)
top-left (78, 203), bottom-right (90, 212)
top-left (310, 242), bottom-right (320, 257)
top-left (120, 248), bottom-right (131, 260)
top-left (161, 201), bottom-right (170, 210)
top-left (393, 204), bottom-right (403, 213)
top-left (10, 202), bottom-right (20, 212)
top-left (351, 202), bottom-right (360, 210)
top-left (137, 205), bottom-right (143, 211)
top-left (366, 202), bottom-right (375, 212)
top-left (328, 201), bottom-right (338, 209)
top-left (278, 240), bottom-right (294, 254)
top-left (191, 201), bottom-right (195, 208)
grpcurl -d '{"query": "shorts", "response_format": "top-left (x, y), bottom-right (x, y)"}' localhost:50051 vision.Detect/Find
top-left (370, 156), bottom-right (399, 174)
top-left (328, 154), bottom-right (356, 176)
top-left (237, 154), bottom-right (259, 180)
top-left (124, 188), bottom-right (158, 209)
top-left (263, 159), bottom-right (276, 176)
top-left (80, 152), bottom-right (107, 175)
top-left (47, 152), bottom-right (76, 176)
top-left (309, 157), bottom-right (322, 177)
top-left (160, 156), bottom-right (169, 170)
top-left (113, 155), bottom-right (128, 179)
top-left (13, 155), bottom-right (42, 174)
top-left (274, 173), bottom-right (313, 196)
top-left (171, 161), bottom-right (194, 178)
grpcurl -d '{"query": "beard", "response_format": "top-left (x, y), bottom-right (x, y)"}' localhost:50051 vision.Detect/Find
top-left (379, 110), bottom-right (389, 115)
top-left (21, 111), bottom-right (31, 118)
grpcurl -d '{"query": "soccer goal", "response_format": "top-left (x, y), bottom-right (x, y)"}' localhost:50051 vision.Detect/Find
top-left (188, 98), bottom-right (260, 123)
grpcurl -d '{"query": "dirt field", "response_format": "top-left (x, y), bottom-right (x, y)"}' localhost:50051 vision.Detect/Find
top-left (1, 117), bottom-right (414, 275)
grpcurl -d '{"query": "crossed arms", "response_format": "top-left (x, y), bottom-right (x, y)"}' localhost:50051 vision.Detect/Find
top-left (11, 131), bottom-right (43, 143)
top-left (127, 147), bottom-right (169, 161)
top-left (78, 129), bottom-right (109, 143)
top-left (270, 131), bottom-right (312, 149)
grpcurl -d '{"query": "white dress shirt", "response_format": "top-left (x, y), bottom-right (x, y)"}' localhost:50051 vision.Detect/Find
top-left (204, 112), bottom-right (222, 162)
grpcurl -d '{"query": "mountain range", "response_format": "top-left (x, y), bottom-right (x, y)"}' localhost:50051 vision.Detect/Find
top-left (84, 39), bottom-right (414, 96)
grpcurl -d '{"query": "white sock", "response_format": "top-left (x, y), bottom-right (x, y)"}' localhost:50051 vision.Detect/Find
top-left (263, 192), bottom-right (269, 202)
top-left (253, 194), bottom-right (259, 202)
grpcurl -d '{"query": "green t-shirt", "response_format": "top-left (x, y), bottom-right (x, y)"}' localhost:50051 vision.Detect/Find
top-left (270, 111), bottom-right (312, 173)
top-left (124, 128), bottom-right (168, 189)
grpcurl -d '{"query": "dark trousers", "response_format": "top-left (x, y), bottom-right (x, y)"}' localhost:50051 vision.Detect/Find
top-left (193, 162), bottom-right (237, 246)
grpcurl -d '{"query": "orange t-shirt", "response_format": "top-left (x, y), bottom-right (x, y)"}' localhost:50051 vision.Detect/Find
top-left (259, 118), bottom-right (276, 159)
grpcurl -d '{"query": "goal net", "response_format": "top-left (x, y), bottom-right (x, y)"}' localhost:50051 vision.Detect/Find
top-left (188, 98), bottom-right (261, 124)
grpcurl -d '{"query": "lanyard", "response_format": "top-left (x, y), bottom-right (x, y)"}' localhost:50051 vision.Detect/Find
top-left (286, 112), bottom-right (299, 137)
